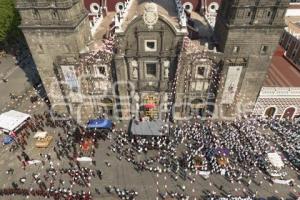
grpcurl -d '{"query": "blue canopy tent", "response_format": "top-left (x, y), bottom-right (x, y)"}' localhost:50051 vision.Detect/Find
top-left (3, 135), bottom-right (14, 145)
top-left (86, 119), bottom-right (112, 130)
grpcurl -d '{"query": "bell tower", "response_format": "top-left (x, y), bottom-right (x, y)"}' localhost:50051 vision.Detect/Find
top-left (16, 0), bottom-right (91, 112)
top-left (213, 0), bottom-right (289, 117)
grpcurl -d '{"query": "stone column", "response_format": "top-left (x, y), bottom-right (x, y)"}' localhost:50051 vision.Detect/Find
top-left (114, 56), bottom-right (130, 121)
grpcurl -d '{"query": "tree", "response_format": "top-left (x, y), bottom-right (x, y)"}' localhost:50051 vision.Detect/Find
top-left (0, 0), bottom-right (20, 43)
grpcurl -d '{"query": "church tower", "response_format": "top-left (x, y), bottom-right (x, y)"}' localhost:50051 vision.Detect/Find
top-left (16, 0), bottom-right (91, 112)
top-left (214, 0), bottom-right (289, 117)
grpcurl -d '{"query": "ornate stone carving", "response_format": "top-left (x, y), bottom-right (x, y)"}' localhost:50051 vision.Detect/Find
top-left (143, 3), bottom-right (159, 29)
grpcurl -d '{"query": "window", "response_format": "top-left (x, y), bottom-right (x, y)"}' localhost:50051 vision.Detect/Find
top-left (90, 3), bottom-right (100, 13)
top-left (51, 9), bottom-right (59, 20)
top-left (261, 45), bottom-right (268, 54)
top-left (94, 65), bottom-right (106, 77)
top-left (247, 11), bottom-right (251, 17)
top-left (145, 40), bottom-right (157, 52)
top-left (291, 51), bottom-right (296, 59)
top-left (98, 66), bottom-right (106, 75)
top-left (197, 67), bottom-right (205, 77)
top-left (146, 63), bottom-right (157, 77)
top-left (267, 11), bottom-right (271, 17)
top-left (233, 46), bottom-right (240, 54)
top-left (32, 9), bottom-right (40, 20)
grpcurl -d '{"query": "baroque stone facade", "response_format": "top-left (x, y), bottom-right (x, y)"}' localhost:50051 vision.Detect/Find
top-left (15, 0), bottom-right (289, 121)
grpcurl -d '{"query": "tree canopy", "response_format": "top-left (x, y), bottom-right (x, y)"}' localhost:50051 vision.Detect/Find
top-left (0, 0), bottom-right (20, 43)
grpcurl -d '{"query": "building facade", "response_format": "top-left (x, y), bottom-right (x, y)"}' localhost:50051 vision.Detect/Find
top-left (253, 2), bottom-right (300, 120)
top-left (16, 0), bottom-right (289, 122)
top-left (16, 0), bottom-right (92, 115)
top-left (280, 21), bottom-right (300, 69)
top-left (214, 0), bottom-right (289, 118)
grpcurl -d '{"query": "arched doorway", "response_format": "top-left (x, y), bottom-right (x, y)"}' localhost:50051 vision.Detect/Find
top-left (282, 107), bottom-right (296, 119)
top-left (141, 95), bottom-right (159, 119)
top-left (264, 107), bottom-right (276, 118)
top-left (191, 99), bottom-right (205, 117)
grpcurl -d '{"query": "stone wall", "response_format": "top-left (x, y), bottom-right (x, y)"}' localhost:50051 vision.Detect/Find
top-left (16, 0), bottom-right (92, 114)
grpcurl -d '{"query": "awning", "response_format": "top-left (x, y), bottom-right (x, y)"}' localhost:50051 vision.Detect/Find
top-left (0, 110), bottom-right (31, 132)
top-left (130, 119), bottom-right (166, 136)
top-left (87, 119), bottom-right (112, 129)
top-left (3, 135), bottom-right (14, 145)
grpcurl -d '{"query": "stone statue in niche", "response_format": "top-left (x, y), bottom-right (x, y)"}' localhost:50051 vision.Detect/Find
top-left (163, 60), bottom-right (170, 78)
top-left (164, 67), bottom-right (169, 78)
top-left (132, 67), bottom-right (138, 79)
top-left (131, 60), bottom-right (138, 79)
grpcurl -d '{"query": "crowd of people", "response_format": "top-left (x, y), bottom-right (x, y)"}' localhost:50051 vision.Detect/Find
top-left (1, 105), bottom-right (299, 199)
top-left (2, 110), bottom-right (143, 200)
top-left (109, 115), bottom-right (299, 199)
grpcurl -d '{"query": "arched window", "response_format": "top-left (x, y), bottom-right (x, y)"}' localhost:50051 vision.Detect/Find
top-left (282, 107), bottom-right (296, 120)
top-left (264, 107), bottom-right (276, 118)
top-left (51, 9), bottom-right (59, 20)
top-left (32, 8), bottom-right (40, 20)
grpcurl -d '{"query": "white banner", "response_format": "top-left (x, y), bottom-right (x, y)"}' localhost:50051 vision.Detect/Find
top-left (61, 65), bottom-right (79, 90)
top-left (221, 66), bottom-right (243, 104)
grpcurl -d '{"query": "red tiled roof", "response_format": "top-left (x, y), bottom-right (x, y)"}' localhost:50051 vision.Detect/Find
top-left (264, 46), bottom-right (300, 87)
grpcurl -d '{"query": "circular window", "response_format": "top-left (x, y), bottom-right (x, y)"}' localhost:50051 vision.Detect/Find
top-left (183, 2), bottom-right (193, 12)
top-left (90, 3), bottom-right (100, 13)
top-left (208, 2), bottom-right (219, 13)
top-left (115, 2), bottom-right (124, 12)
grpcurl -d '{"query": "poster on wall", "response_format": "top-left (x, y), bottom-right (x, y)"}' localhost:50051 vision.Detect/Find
top-left (221, 66), bottom-right (243, 104)
top-left (61, 65), bottom-right (79, 91)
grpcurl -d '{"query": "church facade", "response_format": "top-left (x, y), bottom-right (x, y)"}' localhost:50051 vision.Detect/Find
top-left (15, 0), bottom-right (289, 122)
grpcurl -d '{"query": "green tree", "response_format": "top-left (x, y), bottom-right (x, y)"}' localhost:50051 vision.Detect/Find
top-left (0, 0), bottom-right (20, 43)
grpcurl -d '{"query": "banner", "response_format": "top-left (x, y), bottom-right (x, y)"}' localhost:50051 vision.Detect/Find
top-left (221, 66), bottom-right (243, 104)
top-left (61, 65), bottom-right (79, 90)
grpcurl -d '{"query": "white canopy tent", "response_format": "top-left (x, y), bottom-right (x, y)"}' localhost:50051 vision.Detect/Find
top-left (267, 152), bottom-right (285, 169)
top-left (0, 110), bottom-right (31, 132)
top-left (33, 131), bottom-right (47, 139)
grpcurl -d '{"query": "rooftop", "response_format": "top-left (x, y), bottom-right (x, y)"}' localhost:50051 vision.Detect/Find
top-left (130, 119), bottom-right (166, 136)
top-left (264, 46), bottom-right (300, 87)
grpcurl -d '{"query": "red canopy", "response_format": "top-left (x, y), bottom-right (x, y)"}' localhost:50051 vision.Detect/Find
top-left (144, 103), bottom-right (155, 109)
